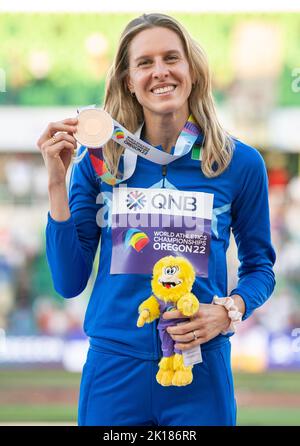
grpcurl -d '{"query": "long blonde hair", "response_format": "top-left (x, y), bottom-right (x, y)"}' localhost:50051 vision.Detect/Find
top-left (103, 13), bottom-right (234, 178)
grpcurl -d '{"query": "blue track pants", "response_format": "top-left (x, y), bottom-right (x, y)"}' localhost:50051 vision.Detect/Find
top-left (78, 338), bottom-right (237, 426)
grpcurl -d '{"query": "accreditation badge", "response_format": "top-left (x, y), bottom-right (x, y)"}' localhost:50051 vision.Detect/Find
top-left (110, 186), bottom-right (214, 277)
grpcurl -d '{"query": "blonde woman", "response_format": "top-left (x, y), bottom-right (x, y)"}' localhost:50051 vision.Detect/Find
top-left (37, 13), bottom-right (276, 426)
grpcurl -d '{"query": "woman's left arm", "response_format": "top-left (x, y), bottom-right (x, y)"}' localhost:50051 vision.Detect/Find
top-left (163, 148), bottom-right (276, 349)
top-left (228, 148), bottom-right (276, 321)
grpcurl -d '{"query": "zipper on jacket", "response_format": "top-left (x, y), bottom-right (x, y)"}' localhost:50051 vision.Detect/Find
top-left (162, 164), bottom-right (167, 188)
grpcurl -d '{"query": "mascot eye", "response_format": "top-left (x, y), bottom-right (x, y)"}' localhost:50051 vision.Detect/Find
top-left (164, 266), bottom-right (179, 275)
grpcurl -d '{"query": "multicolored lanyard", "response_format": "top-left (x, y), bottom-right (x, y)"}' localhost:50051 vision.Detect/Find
top-left (75, 114), bottom-right (202, 186)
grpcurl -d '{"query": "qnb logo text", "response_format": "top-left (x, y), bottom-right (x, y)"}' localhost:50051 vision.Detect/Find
top-left (151, 193), bottom-right (197, 212)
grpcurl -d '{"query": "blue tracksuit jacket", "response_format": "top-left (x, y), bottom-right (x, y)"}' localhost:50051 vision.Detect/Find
top-left (46, 137), bottom-right (276, 360)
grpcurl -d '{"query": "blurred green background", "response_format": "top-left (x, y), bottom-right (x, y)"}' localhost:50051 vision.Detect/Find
top-left (0, 13), bottom-right (299, 106)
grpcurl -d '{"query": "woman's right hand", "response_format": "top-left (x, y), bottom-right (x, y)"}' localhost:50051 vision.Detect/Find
top-left (37, 117), bottom-right (78, 188)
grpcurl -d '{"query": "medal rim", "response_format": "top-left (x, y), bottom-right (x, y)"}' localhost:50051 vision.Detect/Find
top-left (74, 108), bottom-right (114, 148)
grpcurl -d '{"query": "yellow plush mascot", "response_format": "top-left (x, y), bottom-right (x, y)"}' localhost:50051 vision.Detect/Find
top-left (137, 256), bottom-right (199, 387)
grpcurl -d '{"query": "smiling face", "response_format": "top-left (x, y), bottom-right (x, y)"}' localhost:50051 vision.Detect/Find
top-left (127, 27), bottom-right (193, 118)
top-left (159, 265), bottom-right (182, 289)
top-left (151, 256), bottom-right (195, 303)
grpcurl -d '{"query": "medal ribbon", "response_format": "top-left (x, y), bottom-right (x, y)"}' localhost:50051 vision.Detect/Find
top-left (75, 111), bottom-right (202, 186)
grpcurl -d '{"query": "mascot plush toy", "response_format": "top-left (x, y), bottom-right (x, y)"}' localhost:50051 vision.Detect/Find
top-left (137, 256), bottom-right (199, 387)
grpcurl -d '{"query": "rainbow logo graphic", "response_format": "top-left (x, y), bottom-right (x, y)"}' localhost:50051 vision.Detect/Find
top-left (114, 126), bottom-right (125, 139)
top-left (124, 229), bottom-right (150, 252)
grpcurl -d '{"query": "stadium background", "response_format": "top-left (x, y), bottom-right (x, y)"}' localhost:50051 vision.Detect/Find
top-left (0, 1), bottom-right (300, 425)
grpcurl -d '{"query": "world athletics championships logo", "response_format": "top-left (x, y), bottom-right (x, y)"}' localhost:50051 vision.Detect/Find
top-left (126, 191), bottom-right (146, 211)
top-left (114, 126), bottom-right (125, 139)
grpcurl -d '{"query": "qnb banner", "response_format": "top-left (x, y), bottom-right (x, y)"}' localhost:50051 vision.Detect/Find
top-left (110, 187), bottom-right (214, 277)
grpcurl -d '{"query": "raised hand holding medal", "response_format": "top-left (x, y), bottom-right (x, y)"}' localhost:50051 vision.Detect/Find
top-left (74, 108), bottom-right (114, 148)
